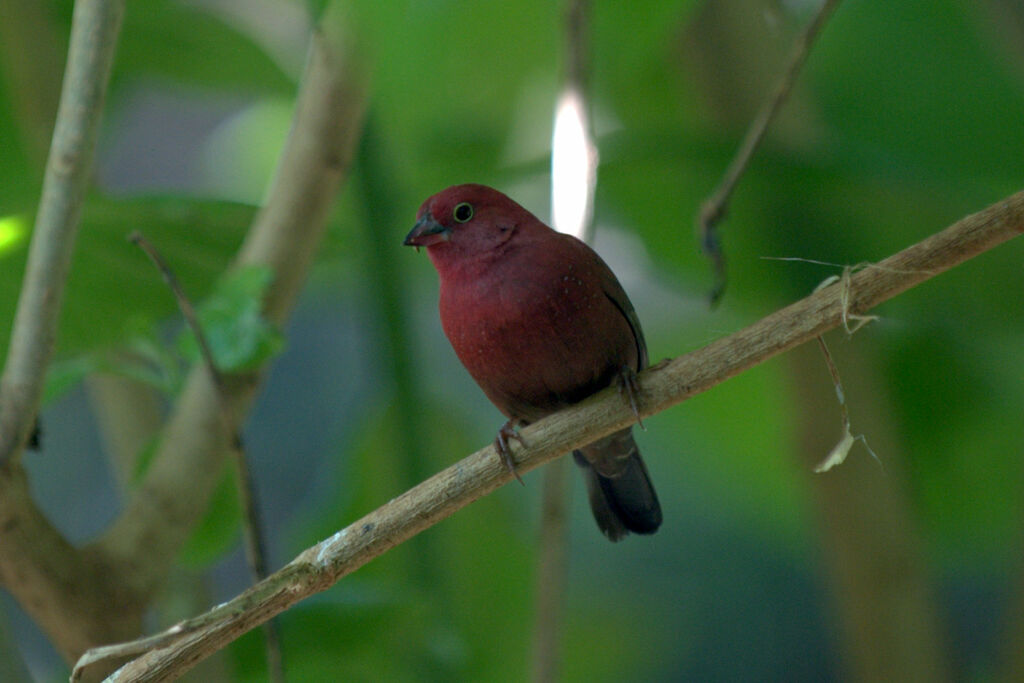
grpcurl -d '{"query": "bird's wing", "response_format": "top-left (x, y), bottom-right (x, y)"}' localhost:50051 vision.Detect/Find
top-left (598, 263), bottom-right (648, 372)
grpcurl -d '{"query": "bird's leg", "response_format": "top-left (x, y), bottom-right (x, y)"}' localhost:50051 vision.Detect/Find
top-left (617, 366), bottom-right (645, 430)
top-left (494, 419), bottom-right (527, 486)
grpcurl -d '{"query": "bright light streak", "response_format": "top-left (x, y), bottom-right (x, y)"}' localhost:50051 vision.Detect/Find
top-left (550, 88), bottom-right (597, 240)
top-left (0, 214), bottom-right (28, 256)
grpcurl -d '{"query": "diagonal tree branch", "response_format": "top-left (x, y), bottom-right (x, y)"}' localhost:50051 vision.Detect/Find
top-left (77, 189), bottom-right (1024, 682)
top-left (0, 0), bottom-right (125, 466)
top-left (0, 0), bottom-right (136, 667)
top-left (91, 5), bottom-right (367, 598)
top-left (0, 4), bottom-right (367, 674)
top-left (0, 461), bottom-right (143, 665)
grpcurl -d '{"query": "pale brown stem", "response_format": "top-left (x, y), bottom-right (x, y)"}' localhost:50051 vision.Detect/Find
top-left (0, 462), bottom-right (144, 665)
top-left (91, 7), bottom-right (367, 598)
top-left (129, 230), bottom-right (284, 682)
top-left (128, 232), bottom-right (222, 388)
top-left (0, 0), bottom-right (139, 668)
top-left (0, 6), bottom-right (366, 675)
top-left (0, 0), bottom-right (125, 465)
top-left (530, 457), bottom-right (571, 683)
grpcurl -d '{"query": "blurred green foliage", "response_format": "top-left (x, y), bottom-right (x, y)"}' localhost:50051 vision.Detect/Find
top-left (1, 0), bottom-right (1023, 680)
top-left (176, 265), bottom-right (285, 372)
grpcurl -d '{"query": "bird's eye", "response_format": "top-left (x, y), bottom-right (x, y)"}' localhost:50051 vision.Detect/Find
top-left (453, 202), bottom-right (474, 223)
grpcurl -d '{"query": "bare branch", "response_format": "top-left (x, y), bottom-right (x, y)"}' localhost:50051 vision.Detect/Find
top-left (0, 0), bottom-right (144, 667)
top-left (91, 6), bottom-right (367, 599)
top-left (78, 189), bottom-right (1024, 682)
top-left (697, 0), bottom-right (843, 304)
top-left (0, 5), bottom-right (366, 672)
top-left (128, 231), bottom-right (283, 681)
top-left (530, 457), bottom-right (571, 683)
top-left (0, 0), bottom-right (125, 465)
top-left (128, 232), bottom-right (222, 386)
top-left (0, 461), bottom-right (144, 665)
top-left (234, 7), bottom-right (368, 323)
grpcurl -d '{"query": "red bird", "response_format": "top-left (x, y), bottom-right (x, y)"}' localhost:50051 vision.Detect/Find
top-left (404, 184), bottom-right (661, 541)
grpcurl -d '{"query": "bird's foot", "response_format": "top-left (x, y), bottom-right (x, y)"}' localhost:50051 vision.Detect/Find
top-left (617, 366), bottom-right (645, 430)
top-left (495, 419), bottom-right (527, 486)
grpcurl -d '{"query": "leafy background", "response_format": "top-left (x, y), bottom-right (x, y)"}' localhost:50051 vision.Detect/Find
top-left (1, 0), bottom-right (1023, 680)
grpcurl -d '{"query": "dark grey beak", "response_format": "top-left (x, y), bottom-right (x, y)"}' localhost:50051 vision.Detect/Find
top-left (403, 214), bottom-right (451, 247)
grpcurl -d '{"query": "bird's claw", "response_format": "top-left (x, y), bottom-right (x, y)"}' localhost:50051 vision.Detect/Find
top-left (495, 419), bottom-right (527, 485)
top-left (618, 366), bottom-right (645, 430)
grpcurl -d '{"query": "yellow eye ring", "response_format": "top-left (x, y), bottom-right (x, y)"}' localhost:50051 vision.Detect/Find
top-left (453, 202), bottom-right (474, 223)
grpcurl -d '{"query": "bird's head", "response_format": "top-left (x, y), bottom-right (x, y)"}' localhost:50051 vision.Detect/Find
top-left (403, 184), bottom-right (541, 266)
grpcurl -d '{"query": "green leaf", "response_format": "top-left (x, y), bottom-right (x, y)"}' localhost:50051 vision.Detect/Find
top-left (0, 195), bottom-right (256, 363)
top-left (42, 356), bottom-right (102, 405)
top-left (43, 333), bottom-right (185, 406)
top-left (112, 1), bottom-right (296, 93)
top-left (176, 265), bottom-right (285, 373)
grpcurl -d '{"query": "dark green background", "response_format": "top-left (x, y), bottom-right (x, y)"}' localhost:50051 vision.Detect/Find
top-left (1, 0), bottom-right (1022, 680)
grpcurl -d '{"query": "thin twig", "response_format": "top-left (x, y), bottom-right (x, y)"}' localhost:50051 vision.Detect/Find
top-left (0, 2), bottom-right (366, 671)
top-left (234, 452), bottom-right (285, 683)
top-left (91, 0), bottom-right (366, 629)
top-left (530, 457), bottom-right (571, 683)
top-left (75, 189), bottom-right (1024, 683)
top-left (128, 232), bottom-right (284, 682)
top-left (697, 0), bottom-right (843, 304)
top-left (128, 233), bottom-right (222, 387)
top-left (0, 0), bottom-right (125, 466)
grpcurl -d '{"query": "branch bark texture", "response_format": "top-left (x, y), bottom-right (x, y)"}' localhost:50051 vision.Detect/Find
top-left (0, 0), bottom-right (132, 665)
top-left (83, 189), bottom-right (1024, 682)
top-left (92, 13), bottom-right (367, 598)
top-left (0, 6), bottom-right (366, 673)
top-left (0, 0), bottom-right (124, 466)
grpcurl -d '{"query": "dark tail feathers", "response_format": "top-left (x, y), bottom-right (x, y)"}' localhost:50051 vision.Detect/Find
top-left (573, 428), bottom-right (662, 541)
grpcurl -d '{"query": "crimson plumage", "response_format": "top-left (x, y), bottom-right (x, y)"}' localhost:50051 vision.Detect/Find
top-left (404, 184), bottom-right (661, 540)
